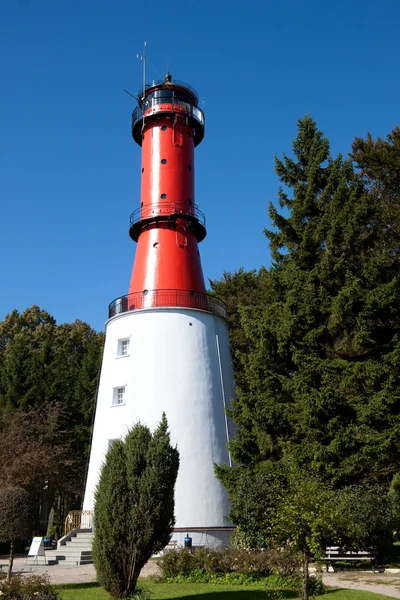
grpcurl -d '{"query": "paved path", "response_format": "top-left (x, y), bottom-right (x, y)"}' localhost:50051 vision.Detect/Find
top-left (4, 557), bottom-right (400, 598)
top-left (1, 556), bottom-right (159, 585)
top-left (323, 572), bottom-right (400, 599)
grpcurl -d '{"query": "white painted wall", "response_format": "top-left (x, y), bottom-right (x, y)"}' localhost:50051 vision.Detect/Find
top-left (83, 308), bottom-right (235, 546)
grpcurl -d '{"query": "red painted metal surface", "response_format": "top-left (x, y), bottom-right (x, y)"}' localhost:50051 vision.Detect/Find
top-left (129, 80), bottom-right (207, 306)
top-left (140, 117), bottom-right (194, 209)
top-left (129, 227), bottom-right (205, 293)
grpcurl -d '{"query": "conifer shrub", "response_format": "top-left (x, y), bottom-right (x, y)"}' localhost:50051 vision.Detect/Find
top-left (92, 414), bottom-right (179, 599)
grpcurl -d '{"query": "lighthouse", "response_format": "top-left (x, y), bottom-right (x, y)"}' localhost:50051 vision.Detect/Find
top-left (83, 73), bottom-right (235, 546)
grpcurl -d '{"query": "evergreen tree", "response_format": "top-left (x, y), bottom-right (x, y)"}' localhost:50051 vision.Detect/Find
top-left (93, 414), bottom-right (179, 599)
top-left (0, 306), bottom-right (104, 533)
top-left (217, 116), bottom-right (400, 487)
top-left (209, 268), bottom-right (272, 389)
top-left (216, 119), bottom-right (400, 576)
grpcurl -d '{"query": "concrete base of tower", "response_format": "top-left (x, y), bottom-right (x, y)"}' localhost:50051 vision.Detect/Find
top-left (172, 528), bottom-right (234, 548)
top-left (83, 307), bottom-right (236, 546)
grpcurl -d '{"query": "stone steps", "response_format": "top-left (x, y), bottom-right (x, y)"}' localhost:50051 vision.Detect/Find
top-left (46, 530), bottom-right (94, 566)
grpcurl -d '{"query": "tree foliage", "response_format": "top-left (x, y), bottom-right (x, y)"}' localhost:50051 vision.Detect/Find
top-left (334, 485), bottom-right (394, 552)
top-left (93, 414), bottom-right (179, 599)
top-left (209, 268), bottom-right (272, 389)
top-left (0, 487), bottom-right (31, 543)
top-left (216, 116), bottom-right (400, 486)
top-left (0, 487), bottom-right (31, 581)
top-left (0, 306), bottom-right (104, 534)
top-left (0, 406), bottom-right (74, 533)
top-left (215, 118), bottom-right (400, 593)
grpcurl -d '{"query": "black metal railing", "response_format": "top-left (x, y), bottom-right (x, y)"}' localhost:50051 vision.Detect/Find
top-left (129, 201), bottom-right (206, 242)
top-left (108, 290), bottom-right (227, 320)
top-left (130, 202), bottom-right (206, 228)
top-left (132, 99), bottom-right (204, 128)
top-left (132, 99), bottom-right (205, 146)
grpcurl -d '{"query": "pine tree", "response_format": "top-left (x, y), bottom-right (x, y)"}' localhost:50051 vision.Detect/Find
top-left (93, 414), bottom-right (179, 599)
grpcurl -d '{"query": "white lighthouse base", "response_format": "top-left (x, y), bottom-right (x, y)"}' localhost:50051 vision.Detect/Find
top-left (171, 529), bottom-right (234, 548)
top-left (83, 307), bottom-right (235, 547)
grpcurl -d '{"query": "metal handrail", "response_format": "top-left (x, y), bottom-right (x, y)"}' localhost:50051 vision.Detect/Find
top-left (132, 98), bottom-right (205, 131)
top-left (130, 202), bottom-right (206, 228)
top-left (64, 510), bottom-right (93, 535)
top-left (108, 290), bottom-right (227, 320)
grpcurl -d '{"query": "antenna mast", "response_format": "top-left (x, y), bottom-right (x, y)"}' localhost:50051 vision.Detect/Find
top-left (142, 41), bottom-right (147, 100)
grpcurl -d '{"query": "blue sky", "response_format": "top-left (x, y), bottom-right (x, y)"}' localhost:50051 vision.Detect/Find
top-left (1, 0), bottom-right (399, 332)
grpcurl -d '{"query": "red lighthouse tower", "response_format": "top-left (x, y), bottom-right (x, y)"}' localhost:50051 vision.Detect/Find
top-left (128, 72), bottom-right (206, 304)
top-left (83, 73), bottom-right (234, 546)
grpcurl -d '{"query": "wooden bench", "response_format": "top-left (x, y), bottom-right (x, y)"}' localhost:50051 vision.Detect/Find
top-left (325, 546), bottom-right (377, 572)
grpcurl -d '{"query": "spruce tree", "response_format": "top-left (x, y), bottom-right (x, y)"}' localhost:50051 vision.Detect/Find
top-left (209, 268), bottom-right (271, 389)
top-left (215, 117), bottom-right (400, 596)
top-left (217, 116), bottom-right (400, 487)
top-left (93, 414), bottom-right (179, 599)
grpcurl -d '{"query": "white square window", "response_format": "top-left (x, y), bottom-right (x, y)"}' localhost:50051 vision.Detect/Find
top-left (117, 338), bottom-right (130, 357)
top-left (112, 386), bottom-right (125, 405)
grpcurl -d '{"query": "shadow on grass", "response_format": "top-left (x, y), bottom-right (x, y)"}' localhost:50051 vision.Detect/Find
top-left (58, 582), bottom-right (299, 598)
top-left (153, 594), bottom-right (298, 599)
top-left (60, 583), bottom-right (102, 589)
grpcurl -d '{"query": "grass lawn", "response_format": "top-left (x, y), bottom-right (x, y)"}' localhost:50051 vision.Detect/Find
top-left (57, 581), bottom-right (396, 599)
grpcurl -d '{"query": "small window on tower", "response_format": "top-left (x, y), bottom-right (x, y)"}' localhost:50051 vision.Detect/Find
top-left (161, 194), bottom-right (167, 199)
top-left (188, 164), bottom-right (192, 170)
top-left (112, 386), bottom-right (126, 406)
top-left (117, 338), bottom-right (129, 357)
top-left (161, 159), bottom-right (167, 164)
top-left (161, 125), bottom-right (167, 131)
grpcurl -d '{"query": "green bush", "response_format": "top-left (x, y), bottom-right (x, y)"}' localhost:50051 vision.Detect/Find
top-left (157, 546), bottom-right (301, 583)
top-left (233, 549), bottom-right (272, 576)
top-left (93, 415), bottom-right (179, 599)
top-left (293, 573), bottom-right (326, 599)
top-left (158, 548), bottom-right (197, 578)
top-left (268, 547), bottom-right (301, 576)
top-left (308, 575), bottom-right (326, 597)
top-left (0, 573), bottom-right (61, 599)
